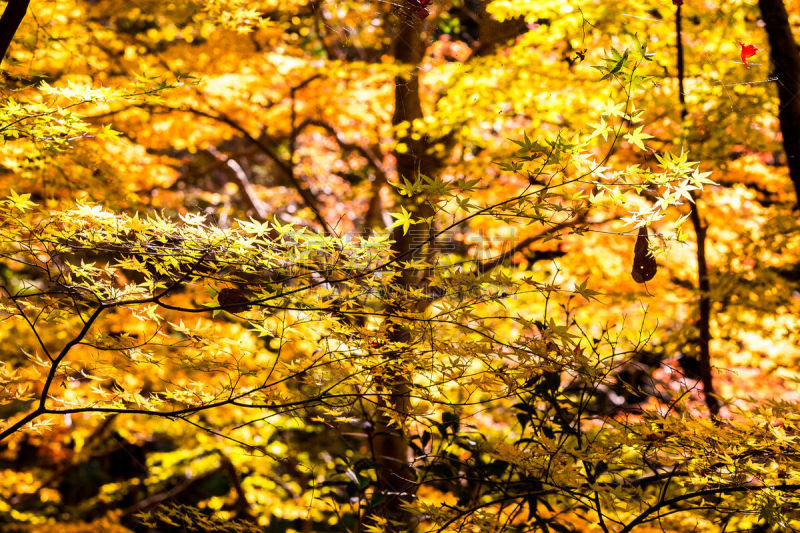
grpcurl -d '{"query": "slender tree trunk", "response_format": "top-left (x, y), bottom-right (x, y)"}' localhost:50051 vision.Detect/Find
top-left (758, 0), bottom-right (800, 203)
top-left (676, 3), bottom-right (720, 417)
top-left (0, 0), bottom-right (30, 65)
top-left (687, 195), bottom-right (720, 417)
top-left (369, 15), bottom-right (438, 530)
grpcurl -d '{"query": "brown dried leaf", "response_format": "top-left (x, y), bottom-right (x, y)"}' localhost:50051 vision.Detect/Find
top-left (218, 287), bottom-right (252, 313)
top-left (631, 226), bottom-right (657, 283)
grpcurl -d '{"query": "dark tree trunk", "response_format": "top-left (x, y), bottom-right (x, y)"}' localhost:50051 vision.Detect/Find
top-left (368, 14), bottom-right (439, 530)
top-left (676, 3), bottom-right (720, 417)
top-left (758, 0), bottom-right (800, 203)
top-left (688, 199), bottom-right (720, 417)
top-left (0, 0), bottom-right (30, 65)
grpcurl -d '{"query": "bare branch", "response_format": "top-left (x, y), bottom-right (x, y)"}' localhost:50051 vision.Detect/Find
top-left (205, 145), bottom-right (269, 220)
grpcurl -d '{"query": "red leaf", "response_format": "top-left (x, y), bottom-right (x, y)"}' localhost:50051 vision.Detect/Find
top-left (738, 41), bottom-right (759, 67)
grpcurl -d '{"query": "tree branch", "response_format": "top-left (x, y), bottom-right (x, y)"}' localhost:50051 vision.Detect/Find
top-left (153, 104), bottom-right (334, 237)
top-left (205, 145), bottom-right (268, 220)
top-left (296, 118), bottom-right (388, 182)
top-left (0, 0), bottom-right (29, 65)
top-left (620, 483), bottom-right (800, 533)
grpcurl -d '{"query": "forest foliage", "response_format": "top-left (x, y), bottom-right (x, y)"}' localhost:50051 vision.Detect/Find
top-left (1, 0), bottom-right (800, 531)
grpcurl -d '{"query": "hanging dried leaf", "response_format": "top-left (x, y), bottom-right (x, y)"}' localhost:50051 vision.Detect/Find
top-left (631, 226), bottom-right (657, 283)
top-left (218, 287), bottom-right (252, 313)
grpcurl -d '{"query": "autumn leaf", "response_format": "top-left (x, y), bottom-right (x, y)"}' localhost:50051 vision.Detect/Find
top-left (631, 226), bottom-right (658, 283)
top-left (738, 41), bottom-right (760, 67)
top-left (389, 206), bottom-right (415, 235)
